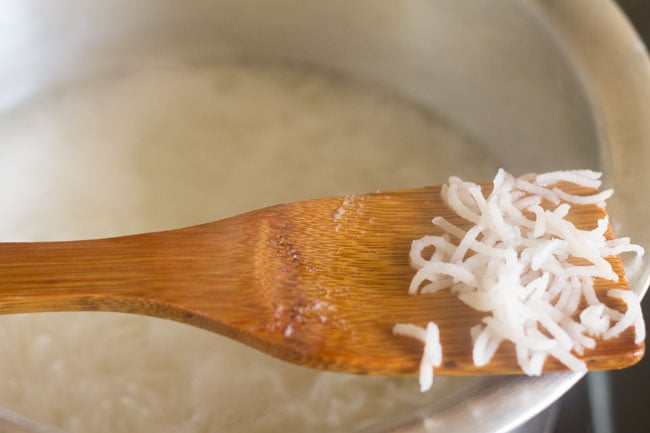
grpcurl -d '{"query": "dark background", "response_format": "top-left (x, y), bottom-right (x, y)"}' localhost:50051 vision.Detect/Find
top-left (554, 2), bottom-right (650, 432)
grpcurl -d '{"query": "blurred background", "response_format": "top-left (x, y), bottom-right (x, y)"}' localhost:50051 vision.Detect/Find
top-left (554, 2), bottom-right (650, 432)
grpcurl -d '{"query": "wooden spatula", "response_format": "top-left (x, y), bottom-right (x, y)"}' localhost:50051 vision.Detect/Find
top-left (0, 185), bottom-right (643, 376)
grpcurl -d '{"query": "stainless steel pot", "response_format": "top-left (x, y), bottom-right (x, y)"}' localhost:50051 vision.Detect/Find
top-left (0, 0), bottom-right (648, 432)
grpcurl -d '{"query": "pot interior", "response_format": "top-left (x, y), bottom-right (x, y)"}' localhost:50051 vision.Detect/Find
top-left (0, 1), bottom-right (613, 433)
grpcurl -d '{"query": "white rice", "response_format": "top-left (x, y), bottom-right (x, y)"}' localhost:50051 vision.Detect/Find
top-left (393, 323), bottom-right (442, 392)
top-left (396, 169), bottom-right (645, 391)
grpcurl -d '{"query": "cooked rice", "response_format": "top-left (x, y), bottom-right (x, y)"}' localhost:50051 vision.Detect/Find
top-left (395, 169), bottom-right (645, 390)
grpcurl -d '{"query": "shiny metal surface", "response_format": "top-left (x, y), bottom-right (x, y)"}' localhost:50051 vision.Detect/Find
top-left (532, 0), bottom-right (650, 300)
top-left (0, 0), bottom-right (648, 432)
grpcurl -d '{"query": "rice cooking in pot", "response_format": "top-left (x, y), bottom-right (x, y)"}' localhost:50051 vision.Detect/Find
top-left (0, 61), bottom-right (499, 432)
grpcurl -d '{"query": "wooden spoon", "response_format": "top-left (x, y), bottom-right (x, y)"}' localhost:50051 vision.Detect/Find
top-left (0, 184), bottom-right (643, 376)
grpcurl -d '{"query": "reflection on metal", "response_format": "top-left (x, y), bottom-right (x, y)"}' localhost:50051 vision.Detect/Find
top-left (587, 372), bottom-right (615, 433)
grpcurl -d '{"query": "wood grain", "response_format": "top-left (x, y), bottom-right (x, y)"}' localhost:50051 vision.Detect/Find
top-left (0, 184), bottom-right (643, 375)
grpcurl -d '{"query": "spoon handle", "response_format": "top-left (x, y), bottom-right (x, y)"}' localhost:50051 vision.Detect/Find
top-left (0, 218), bottom-right (254, 317)
top-left (0, 233), bottom-right (166, 314)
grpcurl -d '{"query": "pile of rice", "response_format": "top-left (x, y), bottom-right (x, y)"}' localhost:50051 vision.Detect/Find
top-left (395, 169), bottom-right (645, 392)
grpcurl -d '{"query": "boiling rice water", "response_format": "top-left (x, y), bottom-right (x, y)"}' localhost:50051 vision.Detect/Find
top-left (0, 61), bottom-right (499, 432)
